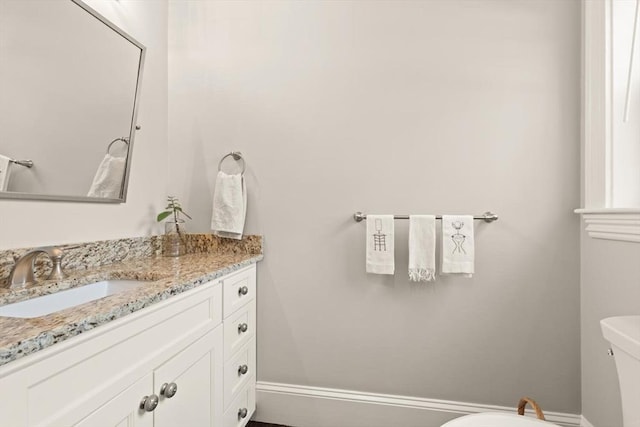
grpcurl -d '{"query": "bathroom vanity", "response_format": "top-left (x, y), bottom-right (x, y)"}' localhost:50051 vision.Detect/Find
top-left (0, 238), bottom-right (260, 427)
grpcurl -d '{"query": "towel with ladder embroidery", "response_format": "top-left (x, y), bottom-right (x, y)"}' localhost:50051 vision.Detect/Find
top-left (366, 215), bottom-right (394, 275)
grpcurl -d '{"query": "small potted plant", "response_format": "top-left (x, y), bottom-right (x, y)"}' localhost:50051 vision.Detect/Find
top-left (157, 196), bottom-right (192, 256)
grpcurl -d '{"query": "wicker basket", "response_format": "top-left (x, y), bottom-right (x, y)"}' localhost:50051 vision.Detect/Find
top-left (517, 397), bottom-right (546, 420)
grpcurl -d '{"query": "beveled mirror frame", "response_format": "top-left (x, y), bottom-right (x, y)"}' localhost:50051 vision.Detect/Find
top-left (0, 0), bottom-right (146, 203)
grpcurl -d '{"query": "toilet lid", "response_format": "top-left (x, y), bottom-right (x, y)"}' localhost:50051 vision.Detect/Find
top-left (441, 412), bottom-right (560, 427)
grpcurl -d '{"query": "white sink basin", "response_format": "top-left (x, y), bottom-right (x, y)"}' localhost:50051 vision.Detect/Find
top-left (601, 315), bottom-right (640, 361)
top-left (0, 280), bottom-right (147, 319)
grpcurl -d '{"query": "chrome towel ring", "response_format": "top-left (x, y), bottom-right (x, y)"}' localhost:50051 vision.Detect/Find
top-left (218, 151), bottom-right (245, 175)
top-left (107, 137), bottom-right (129, 155)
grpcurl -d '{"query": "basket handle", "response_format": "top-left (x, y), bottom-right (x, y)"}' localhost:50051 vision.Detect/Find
top-left (517, 397), bottom-right (546, 420)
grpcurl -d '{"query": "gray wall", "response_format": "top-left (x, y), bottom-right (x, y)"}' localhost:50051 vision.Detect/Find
top-left (169, 0), bottom-right (582, 416)
top-left (580, 232), bottom-right (640, 426)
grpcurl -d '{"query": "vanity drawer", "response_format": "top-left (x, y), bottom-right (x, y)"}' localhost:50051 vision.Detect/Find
top-left (223, 266), bottom-right (256, 318)
top-left (223, 338), bottom-right (256, 409)
top-left (224, 299), bottom-right (255, 361)
top-left (223, 378), bottom-right (255, 427)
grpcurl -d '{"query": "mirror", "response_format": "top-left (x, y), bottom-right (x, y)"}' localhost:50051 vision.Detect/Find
top-left (0, 0), bottom-right (145, 203)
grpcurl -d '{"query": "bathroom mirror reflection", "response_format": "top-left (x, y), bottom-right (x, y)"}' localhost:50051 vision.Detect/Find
top-left (0, 0), bottom-right (145, 203)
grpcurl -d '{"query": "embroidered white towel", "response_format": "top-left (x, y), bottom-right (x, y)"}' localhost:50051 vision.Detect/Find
top-left (409, 215), bottom-right (436, 282)
top-left (441, 215), bottom-right (474, 277)
top-left (0, 155), bottom-right (13, 191)
top-left (87, 154), bottom-right (126, 198)
top-left (366, 215), bottom-right (394, 275)
top-left (211, 171), bottom-right (247, 240)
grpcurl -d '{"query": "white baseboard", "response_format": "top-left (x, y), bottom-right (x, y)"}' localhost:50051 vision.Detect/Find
top-left (255, 381), bottom-right (581, 427)
top-left (581, 415), bottom-right (595, 427)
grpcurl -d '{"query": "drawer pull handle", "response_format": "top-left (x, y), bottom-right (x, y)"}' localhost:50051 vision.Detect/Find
top-left (160, 382), bottom-right (178, 398)
top-left (238, 322), bottom-right (248, 333)
top-left (238, 286), bottom-right (249, 296)
top-left (238, 407), bottom-right (248, 419)
top-left (238, 364), bottom-right (249, 375)
top-left (139, 394), bottom-right (159, 412)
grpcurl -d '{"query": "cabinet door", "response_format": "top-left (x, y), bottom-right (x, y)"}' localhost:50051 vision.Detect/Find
top-left (154, 325), bottom-right (224, 427)
top-left (74, 374), bottom-right (153, 427)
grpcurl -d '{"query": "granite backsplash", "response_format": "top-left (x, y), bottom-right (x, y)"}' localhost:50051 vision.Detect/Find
top-left (0, 234), bottom-right (262, 288)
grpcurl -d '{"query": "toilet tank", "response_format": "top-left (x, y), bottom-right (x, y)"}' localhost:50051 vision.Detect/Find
top-left (601, 316), bottom-right (640, 427)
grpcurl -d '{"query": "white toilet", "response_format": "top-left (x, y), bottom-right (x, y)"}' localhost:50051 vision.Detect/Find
top-left (441, 412), bottom-right (558, 427)
top-left (441, 315), bottom-right (640, 427)
top-left (601, 315), bottom-right (640, 427)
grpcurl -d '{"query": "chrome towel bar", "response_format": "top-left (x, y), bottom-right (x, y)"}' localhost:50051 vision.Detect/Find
top-left (353, 212), bottom-right (499, 223)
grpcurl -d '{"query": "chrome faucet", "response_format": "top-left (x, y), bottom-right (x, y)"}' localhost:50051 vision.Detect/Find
top-left (5, 246), bottom-right (68, 289)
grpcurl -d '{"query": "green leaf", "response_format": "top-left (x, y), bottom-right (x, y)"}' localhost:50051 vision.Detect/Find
top-left (158, 196), bottom-right (192, 222)
top-left (157, 211), bottom-right (172, 222)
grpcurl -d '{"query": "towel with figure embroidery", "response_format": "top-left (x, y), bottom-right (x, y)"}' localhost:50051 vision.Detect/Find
top-left (441, 215), bottom-right (474, 277)
top-left (366, 215), bottom-right (394, 275)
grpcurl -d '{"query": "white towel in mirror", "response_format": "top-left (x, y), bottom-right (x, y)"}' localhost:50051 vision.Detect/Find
top-left (0, 155), bottom-right (13, 191)
top-left (87, 154), bottom-right (126, 198)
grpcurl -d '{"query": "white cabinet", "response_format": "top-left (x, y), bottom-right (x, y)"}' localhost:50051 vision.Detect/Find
top-left (0, 263), bottom-right (258, 427)
top-left (220, 266), bottom-right (257, 427)
top-left (74, 319), bottom-right (223, 427)
top-left (75, 374), bottom-right (154, 427)
top-left (153, 327), bottom-right (223, 427)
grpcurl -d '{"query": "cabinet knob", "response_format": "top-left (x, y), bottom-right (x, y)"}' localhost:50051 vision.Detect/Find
top-left (238, 323), bottom-right (248, 333)
top-left (140, 394), bottom-right (159, 412)
top-left (238, 286), bottom-right (249, 296)
top-left (238, 364), bottom-right (249, 375)
top-left (160, 382), bottom-right (178, 398)
top-left (238, 407), bottom-right (248, 419)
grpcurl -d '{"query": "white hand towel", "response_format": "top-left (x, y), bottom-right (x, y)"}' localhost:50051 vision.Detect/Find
top-left (0, 155), bottom-right (13, 191)
top-left (441, 215), bottom-right (474, 277)
top-left (211, 171), bottom-right (247, 240)
top-left (87, 154), bottom-right (126, 198)
top-left (366, 215), bottom-right (394, 275)
top-left (409, 215), bottom-right (436, 282)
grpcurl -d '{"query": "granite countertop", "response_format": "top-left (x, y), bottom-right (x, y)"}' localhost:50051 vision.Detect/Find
top-left (0, 251), bottom-right (263, 367)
